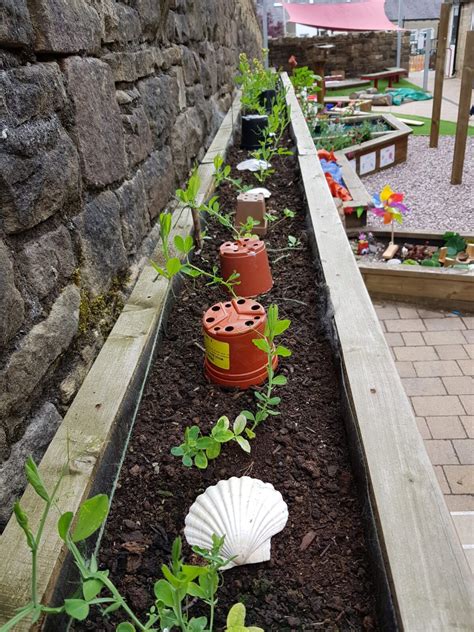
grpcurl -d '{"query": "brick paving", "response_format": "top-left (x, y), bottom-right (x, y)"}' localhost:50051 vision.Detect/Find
top-left (375, 301), bottom-right (474, 572)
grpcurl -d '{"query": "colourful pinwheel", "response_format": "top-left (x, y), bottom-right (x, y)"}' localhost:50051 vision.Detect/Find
top-left (371, 185), bottom-right (408, 225)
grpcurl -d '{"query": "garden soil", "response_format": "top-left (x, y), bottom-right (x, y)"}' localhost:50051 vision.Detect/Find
top-left (78, 138), bottom-right (378, 631)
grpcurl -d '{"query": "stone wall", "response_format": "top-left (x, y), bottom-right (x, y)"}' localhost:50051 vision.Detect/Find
top-left (0, 0), bottom-right (262, 525)
top-left (269, 31), bottom-right (411, 77)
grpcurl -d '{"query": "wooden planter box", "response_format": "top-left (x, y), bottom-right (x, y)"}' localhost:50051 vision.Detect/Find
top-left (346, 229), bottom-right (474, 311)
top-left (0, 85), bottom-right (471, 632)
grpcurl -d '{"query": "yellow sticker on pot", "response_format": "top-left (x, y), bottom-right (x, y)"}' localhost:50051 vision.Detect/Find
top-left (204, 334), bottom-right (230, 370)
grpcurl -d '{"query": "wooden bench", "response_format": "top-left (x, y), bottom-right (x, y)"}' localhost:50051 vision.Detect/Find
top-left (360, 67), bottom-right (408, 89)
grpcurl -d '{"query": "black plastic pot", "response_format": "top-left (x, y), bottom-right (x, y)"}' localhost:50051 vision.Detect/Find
top-left (259, 89), bottom-right (277, 113)
top-left (241, 114), bottom-right (268, 150)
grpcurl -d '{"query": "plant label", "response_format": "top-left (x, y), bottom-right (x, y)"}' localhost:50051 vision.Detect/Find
top-left (380, 144), bottom-right (395, 168)
top-left (359, 152), bottom-right (376, 175)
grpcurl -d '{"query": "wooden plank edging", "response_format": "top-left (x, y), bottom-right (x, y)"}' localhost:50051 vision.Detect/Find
top-left (282, 72), bottom-right (474, 631)
top-left (0, 95), bottom-right (239, 629)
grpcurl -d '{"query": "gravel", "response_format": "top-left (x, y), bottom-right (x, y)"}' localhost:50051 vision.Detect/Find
top-left (362, 135), bottom-right (474, 233)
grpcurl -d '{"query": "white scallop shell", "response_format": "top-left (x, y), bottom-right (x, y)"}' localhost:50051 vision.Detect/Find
top-left (184, 476), bottom-right (288, 569)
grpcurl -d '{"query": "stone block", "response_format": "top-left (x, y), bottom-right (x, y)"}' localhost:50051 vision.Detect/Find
top-left (138, 74), bottom-right (179, 146)
top-left (0, 240), bottom-right (24, 347)
top-left (95, 0), bottom-right (141, 45)
top-left (0, 0), bottom-right (33, 48)
top-left (115, 171), bottom-right (150, 255)
top-left (162, 44), bottom-right (182, 70)
top-left (73, 191), bottom-right (128, 293)
top-left (171, 107), bottom-right (204, 178)
top-left (411, 395), bottom-right (464, 417)
top-left (426, 416), bottom-right (467, 439)
top-left (129, 0), bottom-right (169, 39)
top-left (0, 62), bottom-right (66, 127)
top-left (63, 56), bottom-right (127, 187)
top-left (28, 0), bottom-right (101, 54)
top-left (414, 360), bottom-right (462, 378)
top-left (424, 439), bottom-right (459, 465)
top-left (0, 116), bottom-right (81, 233)
top-left (18, 225), bottom-right (76, 300)
top-left (181, 46), bottom-right (200, 85)
top-left (0, 403), bottom-right (62, 526)
top-left (122, 104), bottom-right (153, 169)
top-left (102, 49), bottom-right (155, 83)
top-left (141, 147), bottom-right (174, 220)
top-left (0, 285), bottom-right (80, 420)
top-left (169, 66), bottom-right (187, 112)
top-left (444, 465), bottom-right (474, 494)
top-left (423, 331), bottom-right (467, 346)
top-left (394, 346), bottom-right (437, 362)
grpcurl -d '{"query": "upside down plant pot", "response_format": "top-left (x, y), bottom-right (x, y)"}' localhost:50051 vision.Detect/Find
top-left (203, 298), bottom-right (277, 389)
top-left (235, 192), bottom-right (267, 236)
top-left (219, 238), bottom-right (273, 298)
top-left (241, 114), bottom-right (268, 150)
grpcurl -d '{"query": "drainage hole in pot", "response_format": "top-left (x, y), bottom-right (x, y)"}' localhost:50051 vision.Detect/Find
top-left (225, 303), bottom-right (231, 308)
top-left (244, 238), bottom-right (250, 241)
top-left (224, 326), bottom-right (234, 332)
top-left (254, 316), bottom-right (260, 320)
top-left (211, 305), bottom-right (220, 312)
top-left (214, 327), bottom-right (221, 331)
top-left (206, 317), bottom-right (215, 323)
top-left (237, 299), bottom-right (246, 304)
top-left (251, 304), bottom-right (260, 310)
top-left (245, 320), bottom-right (254, 326)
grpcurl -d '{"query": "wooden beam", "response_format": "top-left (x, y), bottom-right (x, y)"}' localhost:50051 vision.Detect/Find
top-left (429, 2), bottom-right (451, 148)
top-left (281, 71), bottom-right (474, 631)
top-left (451, 30), bottom-right (474, 184)
top-left (0, 95), bottom-right (240, 630)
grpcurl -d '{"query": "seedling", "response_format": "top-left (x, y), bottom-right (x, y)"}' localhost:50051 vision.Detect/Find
top-left (150, 212), bottom-right (240, 295)
top-left (225, 603), bottom-right (264, 632)
top-left (287, 235), bottom-right (301, 249)
top-left (1, 458), bottom-right (242, 632)
top-left (171, 414), bottom-right (251, 469)
top-left (243, 304), bottom-right (291, 433)
top-left (213, 154), bottom-right (252, 194)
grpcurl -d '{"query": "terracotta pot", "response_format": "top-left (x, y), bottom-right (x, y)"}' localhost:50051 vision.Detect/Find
top-left (219, 238), bottom-right (273, 298)
top-left (235, 192), bottom-right (267, 236)
top-left (203, 298), bottom-right (277, 389)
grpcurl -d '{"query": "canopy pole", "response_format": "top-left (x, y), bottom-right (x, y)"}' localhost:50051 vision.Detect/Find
top-left (429, 2), bottom-right (451, 148)
top-left (396, 0), bottom-right (403, 67)
top-left (451, 30), bottom-right (474, 184)
top-left (262, 0), bottom-right (269, 69)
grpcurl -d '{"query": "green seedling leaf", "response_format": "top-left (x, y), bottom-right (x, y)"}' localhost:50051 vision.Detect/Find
top-left (116, 623), bottom-right (136, 632)
top-left (245, 428), bottom-right (256, 439)
top-left (25, 457), bottom-right (49, 502)
top-left (273, 319), bottom-right (291, 336)
top-left (252, 338), bottom-right (270, 353)
top-left (196, 437), bottom-right (215, 449)
top-left (276, 345), bottom-right (292, 357)
top-left (103, 602), bottom-right (122, 615)
top-left (272, 374), bottom-right (287, 386)
top-left (194, 452), bottom-right (208, 469)
top-left (188, 617), bottom-right (208, 632)
top-left (83, 578), bottom-right (104, 601)
top-left (149, 260), bottom-right (168, 278)
top-left (13, 502), bottom-right (35, 550)
top-left (254, 391), bottom-right (266, 402)
top-left (227, 603), bottom-right (246, 627)
top-left (71, 494), bottom-right (109, 543)
top-left (64, 599), bottom-right (90, 621)
top-left (183, 455), bottom-right (193, 467)
top-left (233, 414), bottom-right (247, 435)
top-left (171, 446), bottom-right (184, 456)
top-left (206, 441), bottom-right (221, 459)
top-left (241, 410), bottom-right (255, 422)
top-left (174, 235), bottom-right (185, 252)
top-left (181, 266), bottom-right (201, 278)
top-left (187, 581), bottom-right (206, 599)
top-left (235, 436), bottom-right (251, 453)
top-left (267, 397), bottom-right (281, 406)
top-left (166, 257), bottom-right (182, 277)
top-left (154, 579), bottom-right (175, 606)
top-left (57, 511), bottom-right (73, 541)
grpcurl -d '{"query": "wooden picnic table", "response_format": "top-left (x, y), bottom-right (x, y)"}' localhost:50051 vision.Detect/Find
top-left (360, 67), bottom-right (408, 89)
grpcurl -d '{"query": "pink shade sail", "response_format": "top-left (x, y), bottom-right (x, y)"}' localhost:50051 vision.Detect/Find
top-left (285, 0), bottom-right (402, 32)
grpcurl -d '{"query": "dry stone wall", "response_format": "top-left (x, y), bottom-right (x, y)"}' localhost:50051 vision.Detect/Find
top-left (0, 0), bottom-right (262, 526)
top-left (269, 32), bottom-right (410, 77)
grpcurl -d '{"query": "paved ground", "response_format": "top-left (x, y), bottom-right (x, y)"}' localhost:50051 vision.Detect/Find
top-left (375, 300), bottom-right (474, 572)
top-left (374, 70), bottom-right (474, 123)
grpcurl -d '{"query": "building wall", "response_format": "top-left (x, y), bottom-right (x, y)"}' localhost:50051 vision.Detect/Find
top-left (269, 31), bottom-right (411, 77)
top-left (0, 0), bottom-right (262, 526)
top-left (455, 1), bottom-right (474, 74)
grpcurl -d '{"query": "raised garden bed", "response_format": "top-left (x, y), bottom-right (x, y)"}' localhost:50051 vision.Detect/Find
top-left (346, 228), bottom-right (474, 311)
top-left (0, 78), bottom-right (472, 632)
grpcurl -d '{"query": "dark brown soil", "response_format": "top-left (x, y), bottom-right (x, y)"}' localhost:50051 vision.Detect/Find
top-left (78, 138), bottom-right (378, 631)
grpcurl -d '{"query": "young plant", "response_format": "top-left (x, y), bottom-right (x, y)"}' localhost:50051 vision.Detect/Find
top-left (287, 234), bottom-right (301, 249)
top-left (243, 304), bottom-right (291, 433)
top-left (213, 154), bottom-right (252, 194)
top-left (171, 414), bottom-right (251, 469)
top-left (250, 94), bottom-right (293, 183)
top-left (225, 603), bottom-right (264, 632)
top-left (150, 212), bottom-right (240, 295)
top-left (234, 53), bottom-right (277, 115)
top-left (176, 168), bottom-right (203, 249)
top-left (2, 458), bottom-right (245, 632)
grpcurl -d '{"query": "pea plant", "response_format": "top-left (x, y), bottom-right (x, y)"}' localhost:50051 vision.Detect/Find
top-left (213, 154), bottom-right (252, 194)
top-left (1, 457), bottom-right (253, 632)
top-left (225, 603), bottom-right (263, 632)
top-left (171, 414), bottom-right (250, 470)
top-left (242, 304), bottom-right (291, 434)
top-left (150, 212), bottom-right (240, 295)
top-left (250, 95), bottom-right (292, 183)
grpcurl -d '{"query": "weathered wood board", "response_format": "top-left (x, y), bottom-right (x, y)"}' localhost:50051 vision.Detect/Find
top-left (282, 72), bottom-right (474, 631)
